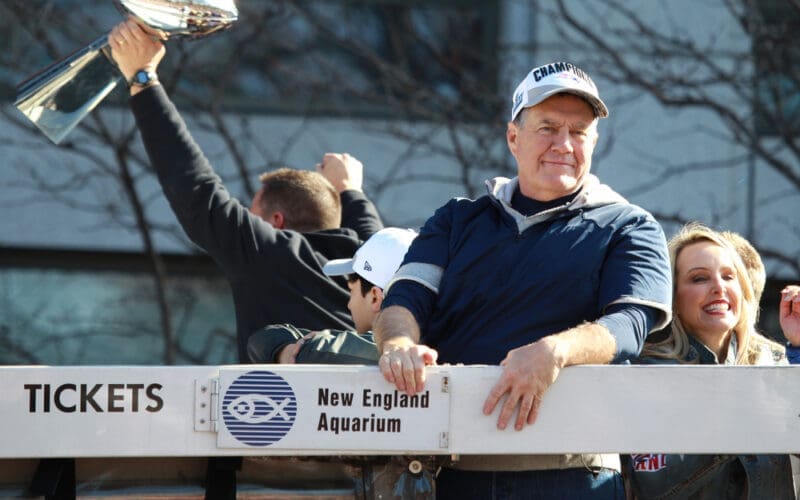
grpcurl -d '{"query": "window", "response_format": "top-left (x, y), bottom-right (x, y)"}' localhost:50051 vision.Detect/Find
top-left (751, 1), bottom-right (800, 136)
top-left (0, 249), bottom-right (236, 365)
top-left (1, 1), bottom-right (500, 120)
top-left (175, 0), bottom-right (500, 120)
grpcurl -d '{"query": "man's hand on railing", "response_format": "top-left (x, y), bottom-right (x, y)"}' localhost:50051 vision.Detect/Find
top-left (378, 338), bottom-right (438, 396)
top-left (483, 338), bottom-right (561, 431)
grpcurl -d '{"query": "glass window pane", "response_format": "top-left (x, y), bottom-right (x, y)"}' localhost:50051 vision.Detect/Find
top-left (0, 267), bottom-right (236, 365)
top-left (174, 0), bottom-right (499, 119)
top-left (752, 0), bottom-right (800, 136)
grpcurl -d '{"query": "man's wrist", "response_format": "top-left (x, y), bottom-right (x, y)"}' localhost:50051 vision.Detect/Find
top-left (538, 335), bottom-right (567, 370)
top-left (339, 185), bottom-right (363, 194)
top-left (378, 335), bottom-right (416, 355)
top-left (339, 189), bottom-right (367, 204)
top-left (374, 305), bottom-right (422, 352)
top-left (276, 343), bottom-right (296, 364)
top-left (128, 69), bottom-right (160, 96)
top-left (128, 69), bottom-right (158, 87)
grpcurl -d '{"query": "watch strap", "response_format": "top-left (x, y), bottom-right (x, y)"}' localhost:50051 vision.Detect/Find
top-left (128, 69), bottom-right (158, 88)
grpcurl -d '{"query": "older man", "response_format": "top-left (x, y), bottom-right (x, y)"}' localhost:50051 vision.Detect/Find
top-left (374, 62), bottom-right (673, 498)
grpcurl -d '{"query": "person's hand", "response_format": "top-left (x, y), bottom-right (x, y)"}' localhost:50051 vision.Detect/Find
top-left (276, 332), bottom-right (317, 364)
top-left (780, 285), bottom-right (800, 346)
top-left (378, 337), bottom-right (438, 395)
top-left (316, 153), bottom-right (363, 193)
top-left (483, 337), bottom-right (563, 431)
top-left (108, 17), bottom-right (166, 93)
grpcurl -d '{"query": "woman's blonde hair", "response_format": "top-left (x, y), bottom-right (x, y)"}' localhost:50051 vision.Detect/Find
top-left (642, 222), bottom-right (781, 365)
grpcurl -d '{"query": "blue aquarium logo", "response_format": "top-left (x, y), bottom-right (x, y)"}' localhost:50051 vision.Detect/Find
top-left (222, 371), bottom-right (297, 446)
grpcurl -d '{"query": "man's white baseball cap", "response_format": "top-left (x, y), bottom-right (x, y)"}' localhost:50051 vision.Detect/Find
top-left (323, 227), bottom-right (418, 290)
top-left (510, 61), bottom-right (609, 121)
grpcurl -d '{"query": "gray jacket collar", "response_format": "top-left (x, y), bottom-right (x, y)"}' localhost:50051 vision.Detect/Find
top-left (485, 175), bottom-right (627, 233)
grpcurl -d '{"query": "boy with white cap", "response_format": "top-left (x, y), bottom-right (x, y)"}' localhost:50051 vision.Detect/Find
top-left (246, 227), bottom-right (417, 364)
top-left (247, 228), bottom-right (431, 497)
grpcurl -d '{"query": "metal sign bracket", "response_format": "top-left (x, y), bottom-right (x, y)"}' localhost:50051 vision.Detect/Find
top-left (194, 378), bottom-right (219, 432)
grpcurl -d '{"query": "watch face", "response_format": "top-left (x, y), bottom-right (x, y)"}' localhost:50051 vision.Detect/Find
top-left (136, 71), bottom-right (149, 84)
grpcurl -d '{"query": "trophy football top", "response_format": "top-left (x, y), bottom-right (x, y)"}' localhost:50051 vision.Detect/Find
top-left (15, 0), bottom-right (239, 144)
top-left (116, 0), bottom-right (239, 38)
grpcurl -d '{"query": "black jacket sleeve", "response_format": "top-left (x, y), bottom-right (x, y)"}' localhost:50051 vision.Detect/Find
top-left (128, 85), bottom-right (360, 279)
top-left (247, 324), bottom-right (379, 365)
top-left (340, 189), bottom-right (383, 241)
top-left (129, 85), bottom-right (281, 275)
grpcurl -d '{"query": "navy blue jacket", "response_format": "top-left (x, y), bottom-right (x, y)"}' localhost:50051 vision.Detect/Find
top-left (384, 175), bottom-right (672, 365)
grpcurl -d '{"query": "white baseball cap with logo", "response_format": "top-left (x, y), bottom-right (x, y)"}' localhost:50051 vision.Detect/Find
top-left (510, 61), bottom-right (609, 121)
top-left (323, 227), bottom-right (418, 290)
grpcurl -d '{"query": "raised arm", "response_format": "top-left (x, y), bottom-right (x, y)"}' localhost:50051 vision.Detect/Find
top-left (780, 285), bottom-right (800, 353)
top-left (111, 19), bottom-right (293, 276)
top-left (317, 153), bottom-right (383, 240)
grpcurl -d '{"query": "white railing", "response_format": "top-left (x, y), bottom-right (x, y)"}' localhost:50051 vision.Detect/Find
top-left (4, 364), bottom-right (799, 458)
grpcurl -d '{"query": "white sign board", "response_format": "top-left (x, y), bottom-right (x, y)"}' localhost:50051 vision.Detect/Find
top-left (216, 366), bottom-right (451, 452)
top-left (447, 365), bottom-right (800, 454)
top-left (1, 364), bottom-right (799, 458)
top-left (0, 365), bottom-right (219, 458)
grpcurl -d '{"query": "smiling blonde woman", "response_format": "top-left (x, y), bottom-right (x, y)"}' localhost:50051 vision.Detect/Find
top-left (627, 222), bottom-right (798, 500)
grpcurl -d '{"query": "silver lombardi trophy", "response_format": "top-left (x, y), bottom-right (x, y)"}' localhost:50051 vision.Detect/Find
top-left (14, 0), bottom-right (238, 145)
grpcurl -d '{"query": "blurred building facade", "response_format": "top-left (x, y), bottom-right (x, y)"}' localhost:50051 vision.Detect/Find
top-left (0, 0), bottom-right (797, 364)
